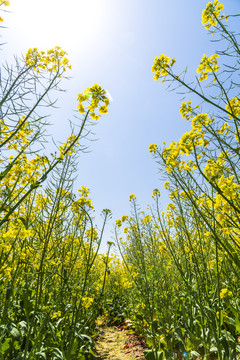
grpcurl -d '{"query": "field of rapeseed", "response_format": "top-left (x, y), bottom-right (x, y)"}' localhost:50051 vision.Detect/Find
top-left (0, 1), bottom-right (240, 359)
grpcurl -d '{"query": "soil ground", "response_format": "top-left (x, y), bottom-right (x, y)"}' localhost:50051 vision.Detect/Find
top-left (95, 326), bottom-right (146, 360)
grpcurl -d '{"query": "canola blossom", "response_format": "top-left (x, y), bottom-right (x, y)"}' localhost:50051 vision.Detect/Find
top-left (202, 0), bottom-right (227, 29)
top-left (25, 46), bottom-right (72, 74)
top-left (225, 97), bottom-right (240, 120)
top-left (196, 54), bottom-right (220, 81)
top-left (148, 143), bottom-right (159, 153)
top-left (77, 83), bottom-right (110, 120)
top-left (129, 194), bottom-right (136, 202)
top-left (151, 54), bottom-right (176, 81)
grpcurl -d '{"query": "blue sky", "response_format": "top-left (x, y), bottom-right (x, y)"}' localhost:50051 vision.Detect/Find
top-left (2, 0), bottom-right (240, 249)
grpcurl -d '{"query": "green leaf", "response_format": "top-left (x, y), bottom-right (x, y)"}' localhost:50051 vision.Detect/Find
top-left (220, 336), bottom-right (229, 358)
top-left (185, 337), bottom-right (201, 352)
top-left (136, 314), bottom-right (143, 320)
top-left (204, 306), bottom-right (215, 316)
top-left (52, 348), bottom-right (64, 360)
top-left (144, 350), bottom-right (156, 360)
top-left (70, 338), bottom-right (78, 355)
top-left (185, 339), bottom-right (193, 352)
top-left (13, 341), bottom-right (21, 350)
top-left (190, 350), bottom-right (201, 358)
top-left (157, 350), bottom-right (165, 360)
top-left (152, 320), bottom-right (158, 332)
top-left (173, 328), bottom-right (185, 345)
top-left (77, 333), bottom-right (93, 347)
top-left (144, 350), bottom-right (165, 360)
top-left (56, 318), bottom-right (64, 328)
top-left (146, 336), bottom-right (154, 348)
top-left (235, 315), bottom-right (240, 333)
top-left (219, 309), bottom-right (224, 327)
top-left (18, 321), bottom-right (27, 334)
top-left (35, 352), bottom-right (47, 359)
top-left (1, 338), bottom-right (10, 353)
top-left (10, 327), bottom-right (20, 339)
top-left (223, 331), bottom-right (235, 344)
top-left (228, 317), bottom-right (235, 328)
top-left (15, 354), bottom-right (24, 360)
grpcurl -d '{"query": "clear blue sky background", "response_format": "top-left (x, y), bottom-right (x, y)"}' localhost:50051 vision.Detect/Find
top-left (1, 0), bottom-right (240, 249)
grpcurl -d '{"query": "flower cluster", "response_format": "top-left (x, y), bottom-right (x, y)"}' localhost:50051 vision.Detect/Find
top-left (196, 54), bottom-right (220, 81)
top-left (225, 97), bottom-right (240, 120)
top-left (58, 134), bottom-right (78, 160)
top-left (129, 194), bottom-right (136, 202)
top-left (179, 101), bottom-right (193, 120)
top-left (152, 189), bottom-right (161, 198)
top-left (25, 46), bottom-right (71, 73)
top-left (82, 295), bottom-right (94, 310)
top-left (77, 84), bottom-right (110, 120)
top-left (216, 121), bottom-right (231, 135)
top-left (191, 113), bottom-right (212, 132)
top-left (151, 55), bottom-right (176, 81)
top-left (220, 288), bottom-right (232, 299)
top-left (116, 219), bottom-right (122, 227)
top-left (162, 127), bottom-right (210, 173)
top-left (148, 144), bottom-right (159, 154)
top-left (121, 215), bottom-right (128, 223)
top-left (0, 116), bottom-right (33, 151)
top-left (202, 0), bottom-right (226, 29)
top-left (142, 215), bottom-right (152, 224)
top-left (71, 186), bottom-right (94, 214)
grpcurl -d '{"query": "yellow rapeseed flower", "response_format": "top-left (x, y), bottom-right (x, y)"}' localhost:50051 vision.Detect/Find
top-left (148, 144), bottom-right (158, 153)
top-left (129, 194), bottom-right (136, 202)
top-left (202, 1), bottom-right (226, 30)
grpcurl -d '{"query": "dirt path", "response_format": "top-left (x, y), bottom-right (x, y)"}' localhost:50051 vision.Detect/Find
top-left (95, 326), bottom-right (146, 360)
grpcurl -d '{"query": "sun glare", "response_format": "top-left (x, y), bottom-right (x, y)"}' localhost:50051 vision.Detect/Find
top-left (8, 0), bottom-right (107, 55)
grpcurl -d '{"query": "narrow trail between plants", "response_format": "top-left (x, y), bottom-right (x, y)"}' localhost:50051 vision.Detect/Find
top-left (95, 326), bottom-right (146, 360)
